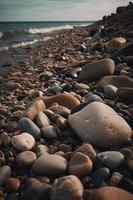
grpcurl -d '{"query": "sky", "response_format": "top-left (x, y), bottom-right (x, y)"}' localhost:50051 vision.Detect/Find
top-left (0, 0), bottom-right (131, 22)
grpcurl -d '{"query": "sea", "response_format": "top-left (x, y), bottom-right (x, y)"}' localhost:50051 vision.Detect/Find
top-left (0, 21), bottom-right (93, 53)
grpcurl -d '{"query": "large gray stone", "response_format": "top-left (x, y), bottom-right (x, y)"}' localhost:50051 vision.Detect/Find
top-left (68, 102), bottom-right (132, 148)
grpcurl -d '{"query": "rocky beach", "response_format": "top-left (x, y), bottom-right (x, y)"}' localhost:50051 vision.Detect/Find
top-left (0, 2), bottom-right (133, 200)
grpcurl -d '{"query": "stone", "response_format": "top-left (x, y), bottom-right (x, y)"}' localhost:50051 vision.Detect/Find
top-left (119, 177), bottom-right (133, 194)
top-left (39, 71), bottom-right (53, 81)
top-left (68, 102), bottom-right (132, 148)
top-left (96, 151), bottom-right (125, 170)
top-left (119, 148), bottom-right (132, 160)
top-left (74, 83), bottom-right (90, 90)
top-left (109, 172), bottom-right (123, 186)
top-left (34, 144), bottom-right (49, 157)
top-left (69, 152), bottom-right (92, 177)
top-left (74, 144), bottom-right (96, 162)
top-left (112, 42), bottom-right (133, 57)
top-left (32, 154), bottom-right (67, 175)
top-left (104, 85), bottom-right (118, 99)
top-left (21, 183), bottom-right (51, 200)
top-left (47, 86), bottom-right (63, 95)
top-left (116, 87), bottom-right (133, 102)
top-left (50, 175), bottom-right (83, 200)
top-left (19, 117), bottom-right (41, 140)
top-left (41, 125), bottom-right (57, 139)
top-left (49, 104), bottom-right (70, 118)
top-left (11, 132), bottom-right (35, 151)
top-left (97, 75), bottom-right (133, 89)
top-left (85, 94), bottom-right (103, 103)
top-left (127, 155), bottom-right (133, 172)
top-left (41, 93), bottom-right (80, 110)
top-left (91, 167), bottom-right (110, 187)
top-left (23, 99), bottom-right (46, 120)
top-left (107, 37), bottom-right (126, 52)
top-left (84, 186), bottom-right (133, 200)
top-left (0, 166), bottom-right (11, 186)
top-left (78, 58), bottom-right (115, 82)
top-left (5, 178), bottom-right (20, 192)
top-left (36, 112), bottom-right (50, 128)
top-left (16, 151), bottom-right (36, 167)
top-left (56, 117), bottom-right (68, 130)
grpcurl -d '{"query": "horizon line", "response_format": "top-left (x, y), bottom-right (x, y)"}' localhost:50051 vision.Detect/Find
top-left (0, 20), bottom-right (95, 23)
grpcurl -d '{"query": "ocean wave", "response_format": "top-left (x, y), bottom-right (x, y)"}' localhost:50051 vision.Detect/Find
top-left (0, 32), bottom-right (3, 39)
top-left (0, 36), bottom-right (52, 52)
top-left (27, 24), bottom-right (74, 34)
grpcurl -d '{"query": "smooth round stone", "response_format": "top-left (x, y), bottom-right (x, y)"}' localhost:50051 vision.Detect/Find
top-left (32, 154), bottom-right (67, 175)
top-left (74, 83), bottom-right (90, 90)
top-left (116, 87), bottom-right (133, 102)
top-left (34, 144), bottom-right (49, 157)
top-left (50, 175), bottom-right (83, 200)
top-left (68, 102), bottom-right (132, 148)
top-left (91, 167), bottom-right (110, 187)
top-left (39, 71), bottom-right (53, 81)
top-left (85, 94), bottom-right (103, 103)
top-left (11, 132), bottom-right (35, 151)
top-left (74, 143), bottom-right (96, 162)
top-left (47, 86), bottom-right (62, 95)
top-left (127, 155), bottom-right (133, 172)
top-left (64, 69), bottom-right (78, 79)
top-left (56, 117), bottom-right (68, 130)
top-left (78, 58), bottom-right (115, 82)
top-left (69, 152), bottom-right (92, 177)
top-left (41, 93), bottom-right (80, 110)
top-left (96, 151), bottom-right (125, 170)
top-left (21, 183), bottom-right (51, 200)
top-left (97, 75), bottom-right (133, 89)
top-left (23, 99), bottom-right (46, 120)
top-left (49, 104), bottom-right (70, 118)
top-left (41, 125), bottom-right (57, 139)
top-left (107, 37), bottom-right (126, 52)
top-left (36, 112), bottom-right (50, 128)
top-left (5, 178), bottom-right (20, 192)
top-left (16, 151), bottom-right (36, 167)
top-left (85, 186), bottom-right (133, 200)
top-left (0, 166), bottom-right (11, 186)
top-left (109, 172), bottom-right (123, 186)
top-left (104, 85), bottom-right (118, 99)
top-left (27, 178), bottom-right (41, 186)
top-left (19, 117), bottom-right (41, 140)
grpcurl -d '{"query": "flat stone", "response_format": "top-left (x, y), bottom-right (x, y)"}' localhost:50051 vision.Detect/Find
top-left (96, 151), bottom-right (125, 170)
top-left (36, 111), bottom-right (50, 128)
top-left (74, 83), bottom-right (90, 90)
top-left (0, 166), bottom-right (11, 186)
top-left (41, 93), bottom-right (80, 110)
top-left (78, 58), bottom-right (115, 82)
top-left (41, 125), bottom-right (57, 139)
top-left (16, 151), bottom-right (36, 167)
top-left (84, 186), bottom-right (133, 200)
top-left (19, 117), bottom-right (41, 140)
top-left (50, 175), bottom-right (83, 200)
top-left (97, 75), bottom-right (133, 89)
top-left (68, 102), bottom-right (132, 148)
top-left (23, 99), bottom-right (46, 120)
top-left (32, 154), bottom-right (67, 175)
top-left (11, 132), bottom-right (35, 151)
top-left (69, 152), bottom-right (92, 177)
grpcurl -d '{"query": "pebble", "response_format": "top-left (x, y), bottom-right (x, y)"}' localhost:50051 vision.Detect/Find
top-left (34, 144), bottom-right (49, 157)
top-left (96, 151), bottom-right (125, 170)
top-left (0, 166), bottom-right (11, 186)
top-left (85, 94), bottom-right (103, 103)
top-left (97, 75), bottom-right (133, 89)
top-left (41, 93), bottom-right (80, 110)
top-left (74, 83), bottom-right (90, 90)
top-left (107, 37), bottom-right (126, 52)
top-left (119, 148), bottom-right (132, 160)
top-left (5, 178), bottom-right (20, 192)
top-left (104, 85), bottom-right (118, 99)
top-left (41, 125), bottom-right (57, 139)
top-left (84, 186), bottom-right (133, 200)
top-left (23, 99), bottom-right (46, 120)
top-left (32, 154), bottom-right (67, 175)
top-left (39, 71), bottom-right (53, 81)
top-left (47, 86), bottom-right (62, 95)
top-left (69, 152), bottom-right (92, 177)
top-left (109, 172), bottom-right (123, 186)
top-left (50, 175), bottom-right (83, 200)
top-left (119, 177), bottom-right (133, 194)
top-left (126, 155), bottom-right (133, 172)
top-left (16, 151), bottom-right (36, 167)
top-left (91, 167), bottom-right (110, 187)
top-left (74, 143), bottom-right (96, 162)
top-left (36, 111), bottom-right (50, 128)
top-left (113, 41), bottom-right (133, 57)
top-left (49, 104), bottom-right (70, 118)
top-left (19, 117), bottom-right (41, 140)
top-left (56, 117), bottom-right (68, 130)
top-left (68, 102), bottom-right (132, 148)
top-left (11, 132), bottom-right (35, 151)
top-left (78, 58), bottom-right (115, 82)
